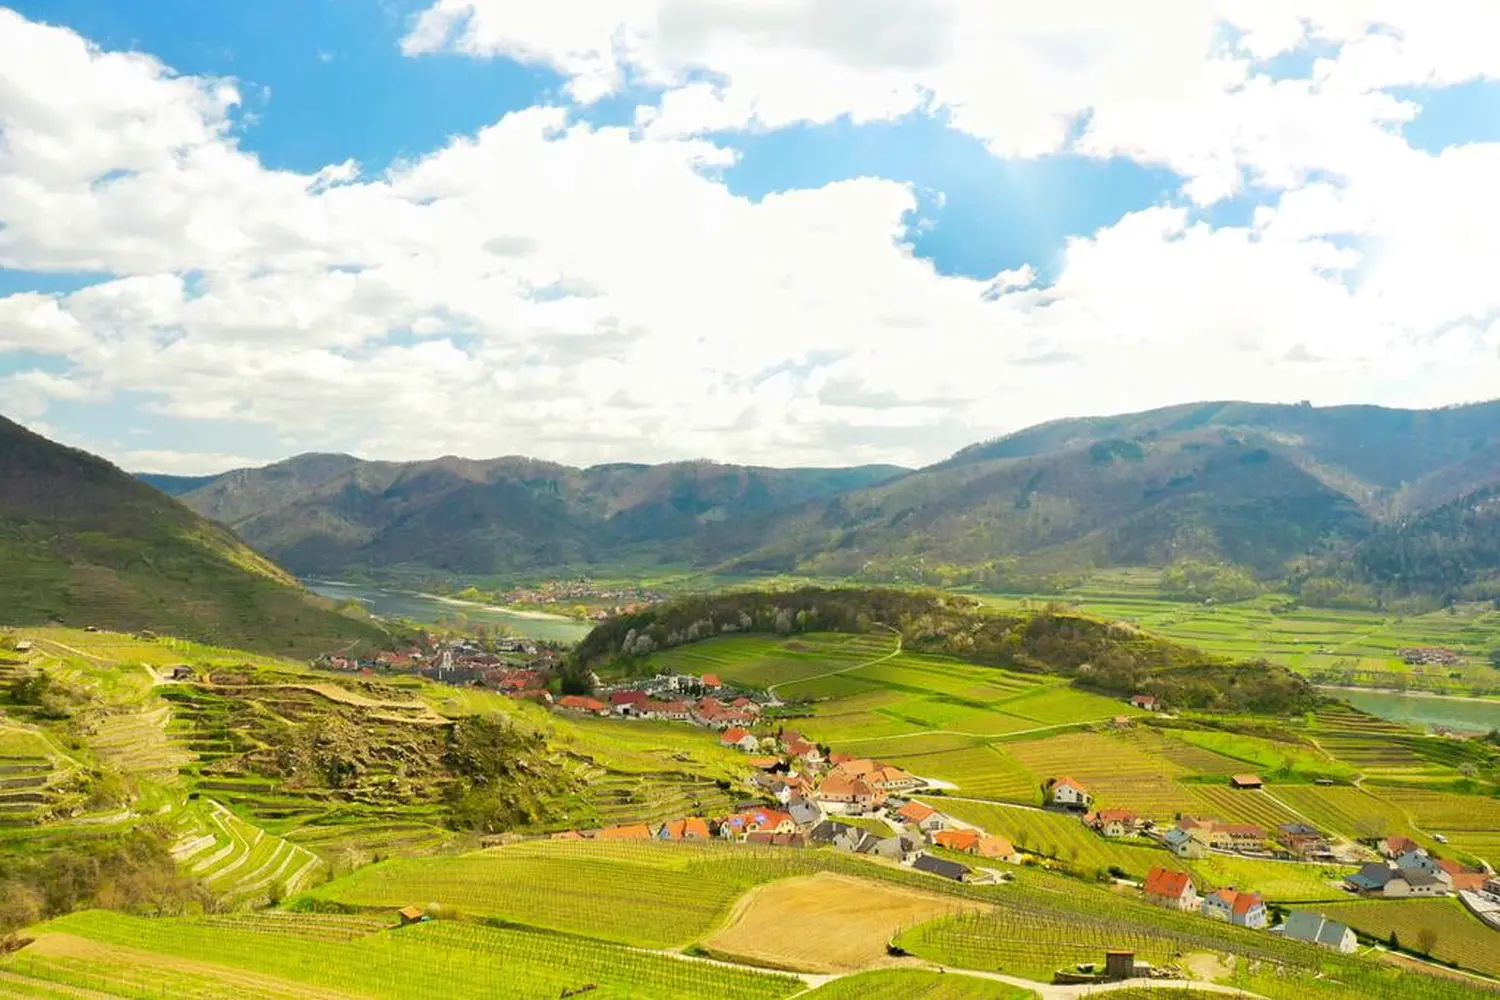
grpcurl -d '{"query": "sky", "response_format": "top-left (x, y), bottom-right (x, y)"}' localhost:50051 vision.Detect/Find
top-left (2, 2), bottom-right (1500, 474)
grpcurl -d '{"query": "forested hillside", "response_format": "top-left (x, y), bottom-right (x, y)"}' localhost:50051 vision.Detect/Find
top-left (0, 416), bottom-right (388, 656)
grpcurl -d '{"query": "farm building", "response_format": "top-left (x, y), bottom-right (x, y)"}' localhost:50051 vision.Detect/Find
top-left (860, 835), bottom-right (919, 861)
top-left (1277, 824), bottom-right (1331, 859)
top-left (701, 673), bottom-right (722, 688)
top-left (1130, 694), bottom-right (1160, 710)
top-left (1280, 912), bottom-right (1357, 953)
top-left (977, 835), bottom-right (1015, 860)
top-left (815, 773), bottom-right (886, 810)
top-left (745, 831), bottom-right (804, 847)
top-left (1438, 860), bottom-right (1490, 891)
top-left (1142, 867), bottom-right (1197, 911)
top-left (912, 854), bottom-right (971, 882)
top-left (787, 799), bottom-right (822, 826)
top-left (1207, 824), bottom-right (1265, 851)
top-left (1229, 774), bottom-right (1264, 790)
top-left (1200, 889), bottom-right (1267, 929)
top-left (397, 906), bottom-right (426, 926)
top-left (932, 829), bottom-right (981, 853)
top-left (808, 820), bottom-right (865, 852)
top-left (1046, 776), bottom-right (1093, 810)
top-left (1346, 862), bottom-right (1398, 894)
top-left (1395, 849), bottom-right (1440, 875)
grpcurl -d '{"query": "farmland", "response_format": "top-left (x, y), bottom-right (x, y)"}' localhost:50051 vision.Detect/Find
top-left (1314, 898), bottom-right (1500, 977)
top-left (704, 872), bottom-right (982, 973)
top-left (800, 970), bottom-right (1032, 999)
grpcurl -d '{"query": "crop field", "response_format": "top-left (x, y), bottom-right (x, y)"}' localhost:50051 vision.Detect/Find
top-left (705, 872), bottom-right (982, 973)
top-left (1371, 788), bottom-right (1500, 830)
top-left (885, 745), bottom-right (1039, 801)
top-left (1114, 727), bottom-right (1247, 775)
top-left (1004, 731), bottom-right (1196, 818)
top-left (1169, 729), bottom-right (1354, 780)
top-left (800, 970), bottom-right (1032, 999)
top-left (1314, 898), bottom-right (1500, 978)
top-left (1181, 786), bottom-right (1306, 830)
top-left (5, 910), bottom-right (801, 1000)
top-left (1271, 785), bottom-right (1427, 842)
top-left (649, 632), bottom-right (899, 690)
top-left (975, 576), bottom-right (1500, 696)
top-left (306, 839), bottom-right (844, 948)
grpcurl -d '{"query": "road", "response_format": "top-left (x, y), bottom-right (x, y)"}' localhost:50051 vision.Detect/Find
top-left (767, 624), bottom-right (903, 700)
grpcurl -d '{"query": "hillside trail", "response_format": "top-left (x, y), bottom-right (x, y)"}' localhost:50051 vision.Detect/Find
top-left (767, 624), bottom-right (903, 700)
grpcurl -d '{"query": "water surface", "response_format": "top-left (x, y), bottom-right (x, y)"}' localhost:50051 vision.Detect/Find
top-left (1325, 687), bottom-right (1500, 734)
top-left (307, 580), bottom-right (594, 644)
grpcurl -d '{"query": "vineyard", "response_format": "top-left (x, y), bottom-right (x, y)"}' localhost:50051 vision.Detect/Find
top-left (2, 910), bottom-right (802, 1000)
top-left (800, 970), bottom-right (1032, 998)
top-left (1005, 731), bottom-right (1197, 818)
top-left (1314, 898), bottom-right (1500, 978)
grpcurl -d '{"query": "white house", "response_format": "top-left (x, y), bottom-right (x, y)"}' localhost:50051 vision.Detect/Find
top-left (1282, 912), bottom-right (1357, 953)
top-left (1047, 776), bottom-right (1093, 810)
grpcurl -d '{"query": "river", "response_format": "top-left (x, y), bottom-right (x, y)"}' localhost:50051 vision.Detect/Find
top-left (306, 580), bottom-right (595, 644)
top-left (1322, 687), bottom-right (1500, 734)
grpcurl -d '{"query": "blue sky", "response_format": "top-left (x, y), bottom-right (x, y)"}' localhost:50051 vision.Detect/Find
top-left (2, 2), bottom-right (1500, 471)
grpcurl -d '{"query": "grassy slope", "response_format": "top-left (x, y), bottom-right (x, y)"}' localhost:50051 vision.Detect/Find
top-left (0, 415), bottom-right (387, 658)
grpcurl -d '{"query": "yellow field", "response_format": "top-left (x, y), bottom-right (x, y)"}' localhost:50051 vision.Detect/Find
top-left (1005, 731), bottom-right (1194, 818)
top-left (704, 872), bottom-right (982, 973)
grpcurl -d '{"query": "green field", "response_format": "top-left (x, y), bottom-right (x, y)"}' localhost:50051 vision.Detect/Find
top-left (799, 970), bottom-right (1032, 998)
top-left (1314, 898), bottom-right (1500, 977)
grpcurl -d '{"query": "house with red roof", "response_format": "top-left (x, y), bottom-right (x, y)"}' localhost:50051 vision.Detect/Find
top-left (1089, 809), bottom-right (1139, 838)
top-left (701, 673), bottom-right (722, 689)
top-left (1046, 776), bottom-right (1093, 810)
top-left (1208, 824), bottom-right (1266, 851)
top-left (557, 695), bottom-right (610, 716)
top-left (608, 690), bottom-right (649, 715)
top-left (720, 808), bottom-right (796, 839)
top-left (815, 773), bottom-right (886, 810)
top-left (867, 765), bottom-right (921, 791)
top-left (977, 835), bottom-right (1016, 860)
top-left (1143, 867), bottom-right (1197, 910)
top-left (1381, 835), bottom-right (1421, 858)
top-left (1130, 694), bottom-right (1160, 711)
top-left (933, 829), bottom-right (982, 853)
top-left (1200, 888), bottom-right (1267, 928)
top-left (895, 800), bottom-right (944, 831)
top-left (719, 727), bottom-right (759, 751)
top-left (657, 817), bottom-right (712, 841)
top-left (785, 739), bottom-right (820, 761)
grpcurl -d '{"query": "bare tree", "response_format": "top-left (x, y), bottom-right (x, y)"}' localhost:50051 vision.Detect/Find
top-left (1416, 927), bottom-right (1438, 956)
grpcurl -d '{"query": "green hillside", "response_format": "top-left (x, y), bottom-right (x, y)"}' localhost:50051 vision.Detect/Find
top-left (0, 416), bottom-right (388, 657)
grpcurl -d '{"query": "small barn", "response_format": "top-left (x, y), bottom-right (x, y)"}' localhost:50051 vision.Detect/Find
top-left (1229, 774), bottom-right (1264, 790)
top-left (397, 906), bottom-right (426, 926)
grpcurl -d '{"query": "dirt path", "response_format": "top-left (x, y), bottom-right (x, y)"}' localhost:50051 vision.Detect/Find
top-left (768, 625), bottom-right (903, 700)
top-left (834, 716), bottom-right (1112, 745)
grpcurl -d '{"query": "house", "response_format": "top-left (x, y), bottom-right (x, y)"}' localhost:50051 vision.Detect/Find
top-left (787, 799), bottom-right (823, 827)
top-left (1090, 809), bottom-right (1138, 838)
top-left (652, 700), bottom-right (693, 722)
top-left (1046, 776), bottom-right (1094, 810)
top-left (596, 824), bottom-right (653, 841)
top-left (1281, 911), bottom-right (1357, 953)
top-left (1208, 824), bottom-right (1265, 851)
top-left (1395, 849), bottom-right (1440, 875)
top-left (1346, 862), bottom-right (1398, 894)
top-left (1386, 870), bottom-right (1450, 897)
top-left (701, 673), bottom-right (722, 689)
top-left (1438, 860), bottom-right (1490, 892)
top-left (1164, 828), bottom-right (1204, 859)
top-left (1381, 835), bottom-right (1421, 858)
top-left (657, 817), bottom-right (712, 841)
top-left (397, 906), bottom-right (426, 926)
top-left (1200, 889), bottom-right (1267, 929)
top-left (895, 801), bottom-right (945, 831)
top-left (1277, 824), bottom-right (1330, 858)
top-left (1130, 694), bottom-right (1160, 711)
top-left (868, 766), bottom-right (922, 792)
top-left (912, 854), bottom-right (971, 882)
top-left (745, 831), bottom-right (804, 847)
top-left (720, 727), bottom-right (759, 751)
top-left (609, 690), bottom-right (650, 715)
top-left (785, 739), bottom-right (820, 760)
top-left (932, 829), bottom-right (981, 853)
top-left (860, 835), bottom-right (918, 861)
top-left (1142, 867), bottom-right (1197, 911)
top-left (816, 773), bottom-right (886, 810)
top-left (1177, 816), bottom-right (1217, 844)
top-left (833, 758), bottom-right (879, 779)
top-left (808, 820), bottom-right (865, 852)
top-left (977, 835), bottom-right (1015, 860)
top-left (1229, 774), bottom-right (1264, 790)
top-left (746, 757), bottom-right (784, 772)
top-left (722, 808), bottom-right (796, 838)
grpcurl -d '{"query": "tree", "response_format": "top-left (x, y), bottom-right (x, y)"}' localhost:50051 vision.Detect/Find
top-left (1416, 927), bottom-right (1437, 956)
top-left (1489, 648), bottom-right (1500, 669)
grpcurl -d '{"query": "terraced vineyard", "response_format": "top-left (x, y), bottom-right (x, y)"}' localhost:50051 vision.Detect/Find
top-left (171, 800), bottom-right (325, 904)
top-left (1182, 785), bottom-right (1306, 830)
top-left (1005, 731), bottom-right (1195, 818)
top-left (1272, 785), bottom-right (1435, 847)
top-left (1315, 898), bottom-right (1500, 977)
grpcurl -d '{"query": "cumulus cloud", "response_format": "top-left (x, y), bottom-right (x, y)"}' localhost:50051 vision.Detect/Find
top-left (0, 6), bottom-right (1498, 471)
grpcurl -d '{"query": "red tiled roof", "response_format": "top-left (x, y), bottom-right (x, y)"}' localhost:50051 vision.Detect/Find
top-left (1232, 892), bottom-right (1263, 916)
top-left (1097, 809), bottom-right (1136, 823)
top-left (596, 824), bottom-right (652, 841)
top-left (934, 829), bottom-right (981, 852)
top-left (661, 817), bottom-right (711, 839)
top-left (977, 835), bottom-right (1014, 858)
top-left (1143, 867), bottom-right (1194, 899)
top-left (1230, 774), bottom-right (1264, 787)
top-left (1050, 776), bottom-right (1087, 792)
top-left (897, 801), bottom-right (936, 823)
top-left (721, 727), bottom-right (753, 744)
top-left (701, 674), bottom-right (722, 687)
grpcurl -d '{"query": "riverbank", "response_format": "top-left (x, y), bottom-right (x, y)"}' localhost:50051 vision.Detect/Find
top-left (1320, 685), bottom-right (1500, 733)
top-left (305, 580), bottom-right (593, 643)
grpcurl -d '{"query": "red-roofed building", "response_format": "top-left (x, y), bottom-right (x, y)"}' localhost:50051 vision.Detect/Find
top-left (1130, 694), bottom-right (1160, 711)
top-left (977, 835), bottom-right (1015, 860)
top-left (933, 829), bottom-right (981, 853)
top-left (785, 739), bottom-right (820, 761)
top-left (658, 817), bottom-right (712, 841)
top-left (720, 808), bottom-right (796, 839)
top-left (550, 829), bottom-right (585, 840)
top-left (609, 690), bottom-right (649, 715)
top-left (895, 801), bottom-right (944, 831)
top-left (1090, 809), bottom-right (1139, 838)
top-left (1230, 774), bottom-right (1264, 790)
top-left (1382, 835), bottom-right (1421, 858)
top-left (1143, 867), bottom-right (1197, 910)
top-left (868, 765), bottom-right (921, 791)
top-left (1208, 824), bottom-right (1265, 851)
top-left (1200, 888), bottom-right (1266, 928)
top-left (1046, 776), bottom-right (1093, 810)
top-left (816, 773), bottom-right (886, 810)
top-left (701, 674), bottom-right (722, 689)
top-left (720, 727), bottom-right (759, 751)
top-left (557, 695), bottom-right (610, 716)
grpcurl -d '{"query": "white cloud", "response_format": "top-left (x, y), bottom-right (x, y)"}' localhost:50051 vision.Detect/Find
top-left (0, 7), bottom-right (1498, 470)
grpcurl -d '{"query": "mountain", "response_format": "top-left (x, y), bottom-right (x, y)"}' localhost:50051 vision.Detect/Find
top-left (691, 399), bottom-right (1500, 591)
top-left (166, 454), bottom-right (907, 578)
top-left (134, 472), bottom-right (223, 496)
top-left (0, 416), bottom-right (389, 655)
top-left (148, 399), bottom-right (1500, 601)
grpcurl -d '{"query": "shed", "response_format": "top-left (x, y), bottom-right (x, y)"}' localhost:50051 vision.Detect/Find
top-left (912, 853), bottom-right (970, 882)
top-left (1104, 951), bottom-right (1136, 981)
top-left (1230, 774), bottom-right (1264, 790)
top-left (397, 906), bottom-right (425, 926)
